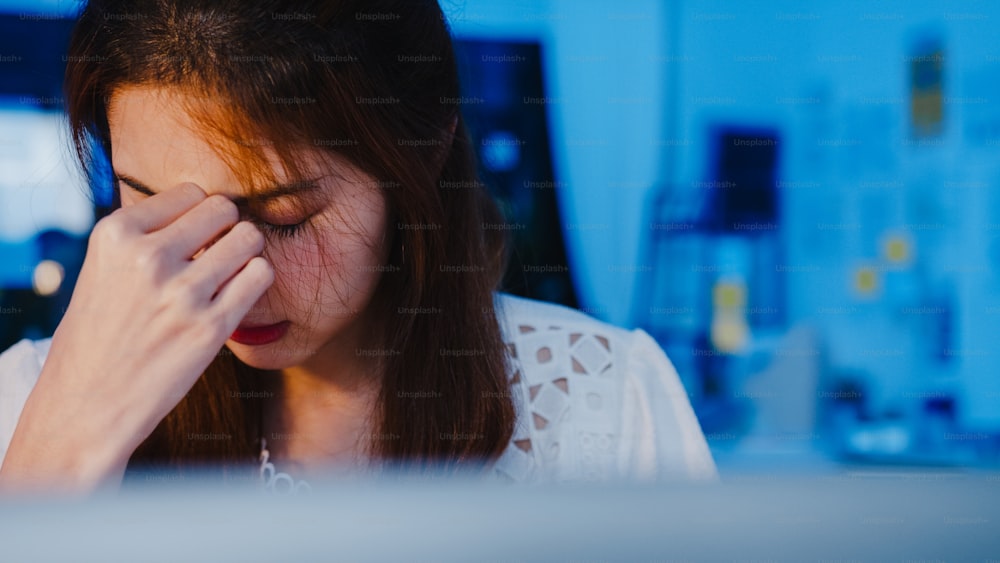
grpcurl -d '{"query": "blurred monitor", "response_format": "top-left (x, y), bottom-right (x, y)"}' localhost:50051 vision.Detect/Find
top-left (454, 38), bottom-right (579, 310)
top-left (704, 127), bottom-right (781, 233)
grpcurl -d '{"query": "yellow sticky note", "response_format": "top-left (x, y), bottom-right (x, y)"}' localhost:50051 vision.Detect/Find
top-left (884, 235), bottom-right (910, 263)
top-left (713, 280), bottom-right (746, 310)
top-left (854, 266), bottom-right (878, 295)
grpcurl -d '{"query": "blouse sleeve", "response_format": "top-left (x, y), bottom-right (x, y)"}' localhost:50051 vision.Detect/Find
top-left (617, 328), bottom-right (719, 482)
top-left (0, 338), bottom-right (51, 470)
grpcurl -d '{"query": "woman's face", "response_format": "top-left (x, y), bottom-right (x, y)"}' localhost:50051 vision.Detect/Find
top-left (108, 86), bottom-right (390, 371)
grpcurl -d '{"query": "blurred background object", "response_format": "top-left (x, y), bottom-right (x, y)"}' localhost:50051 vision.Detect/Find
top-left (453, 38), bottom-right (579, 308)
top-left (0, 2), bottom-right (91, 350)
top-left (2, 0), bottom-right (1000, 474)
top-left (4, 472), bottom-right (1000, 561)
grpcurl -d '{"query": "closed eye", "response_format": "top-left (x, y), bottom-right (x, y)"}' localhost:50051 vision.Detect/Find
top-left (116, 174), bottom-right (312, 239)
top-left (254, 218), bottom-right (309, 239)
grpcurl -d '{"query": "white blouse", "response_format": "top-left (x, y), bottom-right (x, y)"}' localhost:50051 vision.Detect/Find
top-left (0, 292), bottom-right (718, 492)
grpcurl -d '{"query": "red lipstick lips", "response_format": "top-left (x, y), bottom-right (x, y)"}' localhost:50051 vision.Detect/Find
top-left (230, 321), bottom-right (290, 346)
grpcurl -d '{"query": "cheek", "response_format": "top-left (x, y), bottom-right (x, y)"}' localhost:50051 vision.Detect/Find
top-left (263, 232), bottom-right (381, 322)
top-left (269, 235), bottom-right (326, 269)
top-left (262, 187), bottom-right (388, 315)
top-left (263, 227), bottom-right (371, 294)
top-left (264, 237), bottom-right (330, 294)
top-left (314, 190), bottom-right (389, 273)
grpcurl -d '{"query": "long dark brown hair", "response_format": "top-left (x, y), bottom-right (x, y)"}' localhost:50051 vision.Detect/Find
top-left (63, 0), bottom-right (515, 482)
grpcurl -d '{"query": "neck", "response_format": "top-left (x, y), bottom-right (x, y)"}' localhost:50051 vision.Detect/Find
top-left (260, 312), bottom-right (386, 470)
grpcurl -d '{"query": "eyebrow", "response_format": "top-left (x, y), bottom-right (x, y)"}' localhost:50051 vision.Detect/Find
top-left (113, 172), bottom-right (322, 206)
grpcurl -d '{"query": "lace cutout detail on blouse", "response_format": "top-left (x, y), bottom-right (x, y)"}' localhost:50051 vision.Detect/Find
top-left (258, 437), bottom-right (312, 495)
top-left (493, 321), bottom-right (621, 483)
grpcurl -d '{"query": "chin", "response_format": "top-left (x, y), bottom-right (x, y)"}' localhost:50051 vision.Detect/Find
top-left (225, 341), bottom-right (309, 371)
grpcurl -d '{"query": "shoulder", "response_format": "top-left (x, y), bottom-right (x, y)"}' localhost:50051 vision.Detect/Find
top-left (0, 338), bottom-right (51, 398)
top-left (0, 338), bottom-right (52, 468)
top-left (489, 292), bottom-right (718, 484)
top-left (491, 292), bottom-right (621, 337)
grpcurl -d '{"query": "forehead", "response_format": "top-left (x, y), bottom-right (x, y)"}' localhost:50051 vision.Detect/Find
top-left (107, 86), bottom-right (326, 200)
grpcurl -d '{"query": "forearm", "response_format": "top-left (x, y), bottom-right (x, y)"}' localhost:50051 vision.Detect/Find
top-left (0, 379), bottom-right (135, 496)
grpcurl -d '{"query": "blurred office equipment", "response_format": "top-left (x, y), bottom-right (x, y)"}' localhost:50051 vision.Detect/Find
top-left (628, 2), bottom-right (1000, 470)
top-left (453, 39), bottom-right (579, 309)
top-left (909, 31), bottom-right (945, 139)
top-left (633, 127), bottom-right (787, 442)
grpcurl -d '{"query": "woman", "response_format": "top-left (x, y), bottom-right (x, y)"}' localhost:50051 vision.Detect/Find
top-left (0, 0), bottom-right (717, 495)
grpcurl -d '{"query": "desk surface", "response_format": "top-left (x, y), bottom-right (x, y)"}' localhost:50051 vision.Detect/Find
top-left (2, 468), bottom-right (998, 562)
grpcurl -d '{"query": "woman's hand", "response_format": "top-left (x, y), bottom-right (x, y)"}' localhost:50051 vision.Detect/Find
top-left (0, 183), bottom-right (273, 495)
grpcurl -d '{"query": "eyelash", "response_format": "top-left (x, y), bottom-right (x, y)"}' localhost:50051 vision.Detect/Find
top-left (254, 218), bottom-right (309, 239)
top-left (117, 177), bottom-right (310, 239)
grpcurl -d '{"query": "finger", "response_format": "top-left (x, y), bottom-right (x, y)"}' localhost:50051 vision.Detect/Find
top-left (186, 221), bottom-right (265, 299)
top-left (211, 256), bottom-right (275, 331)
top-left (152, 194), bottom-right (241, 261)
top-left (122, 182), bottom-right (208, 234)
